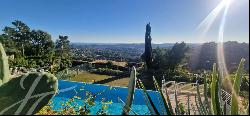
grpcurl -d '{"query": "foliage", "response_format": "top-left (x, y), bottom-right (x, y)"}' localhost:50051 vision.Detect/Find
top-left (140, 41), bottom-right (189, 89)
top-left (151, 47), bottom-right (168, 71)
top-left (90, 68), bottom-right (128, 77)
top-left (150, 42), bottom-right (189, 72)
top-left (1, 20), bottom-right (56, 69)
top-left (55, 35), bottom-right (72, 69)
top-left (37, 87), bottom-right (112, 115)
top-left (27, 59), bottom-right (37, 68)
top-left (0, 43), bottom-right (10, 86)
top-left (168, 42), bottom-right (189, 70)
top-left (12, 57), bottom-right (28, 67)
top-left (55, 68), bottom-right (76, 80)
top-left (122, 67), bottom-right (136, 115)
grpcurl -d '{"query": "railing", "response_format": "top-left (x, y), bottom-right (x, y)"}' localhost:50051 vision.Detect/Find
top-left (161, 80), bottom-right (232, 110)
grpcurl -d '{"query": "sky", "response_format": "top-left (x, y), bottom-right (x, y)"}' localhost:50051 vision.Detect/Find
top-left (0, 0), bottom-right (249, 43)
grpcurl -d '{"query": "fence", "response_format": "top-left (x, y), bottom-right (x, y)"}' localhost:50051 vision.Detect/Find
top-left (161, 79), bottom-right (233, 114)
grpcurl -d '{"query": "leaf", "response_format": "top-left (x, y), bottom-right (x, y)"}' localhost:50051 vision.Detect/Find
top-left (118, 97), bottom-right (138, 115)
top-left (152, 76), bottom-right (173, 115)
top-left (102, 105), bottom-right (108, 110)
top-left (138, 79), bottom-right (160, 115)
top-left (74, 96), bottom-right (81, 99)
top-left (109, 86), bottom-right (113, 90)
top-left (231, 58), bottom-right (245, 115)
top-left (122, 66), bottom-right (137, 115)
top-left (135, 80), bottom-right (154, 115)
top-left (104, 100), bottom-right (113, 105)
top-left (179, 102), bottom-right (185, 114)
top-left (0, 43), bottom-right (10, 86)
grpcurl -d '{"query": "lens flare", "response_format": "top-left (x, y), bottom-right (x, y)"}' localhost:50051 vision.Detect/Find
top-left (217, 0), bottom-right (231, 78)
top-left (196, 0), bottom-right (227, 38)
top-left (196, 0), bottom-right (244, 107)
top-left (196, 0), bottom-right (232, 77)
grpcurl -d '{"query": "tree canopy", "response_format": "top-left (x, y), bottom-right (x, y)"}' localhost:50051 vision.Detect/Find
top-left (0, 20), bottom-right (71, 70)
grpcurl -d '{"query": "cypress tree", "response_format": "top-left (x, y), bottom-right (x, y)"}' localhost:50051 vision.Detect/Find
top-left (144, 23), bottom-right (153, 69)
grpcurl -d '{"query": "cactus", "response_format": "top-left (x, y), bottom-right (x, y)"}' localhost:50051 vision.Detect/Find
top-left (0, 73), bottom-right (58, 115)
top-left (153, 76), bottom-right (173, 115)
top-left (0, 43), bottom-right (10, 86)
top-left (187, 94), bottom-right (190, 115)
top-left (203, 72), bottom-right (211, 114)
top-left (0, 42), bottom-right (58, 115)
top-left (196, 78), bottom-right (207, 114)
top-left (210, 63), bottom-right (221, 115)
top-left (231, 58), bottom-right (245, 115)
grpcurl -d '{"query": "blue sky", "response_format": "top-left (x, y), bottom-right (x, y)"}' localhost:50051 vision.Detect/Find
top-left (0, 0), bottom-right (249, 43)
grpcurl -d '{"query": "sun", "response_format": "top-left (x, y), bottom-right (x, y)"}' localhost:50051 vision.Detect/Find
top-left (222, 0), bottom-right (232, 6)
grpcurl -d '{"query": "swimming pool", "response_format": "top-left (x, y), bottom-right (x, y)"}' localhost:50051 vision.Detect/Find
top-left (50, 80), bottom-right (165, 115)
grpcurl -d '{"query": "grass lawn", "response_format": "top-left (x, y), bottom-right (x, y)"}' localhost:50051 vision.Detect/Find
top-left (70, 71), bottom-right (111, 83)
top-left (106, 77), bottom-right (129, 87)
top-left (179, 84), bottom-right (204, 91)
top-left (70, 71), bottom-right (130, 87)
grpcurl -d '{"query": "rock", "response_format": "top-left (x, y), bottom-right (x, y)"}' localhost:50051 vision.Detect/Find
top-left (39, 69), bottom-right (44, 73)
top-left (30, 68), bottom-right (36, 72)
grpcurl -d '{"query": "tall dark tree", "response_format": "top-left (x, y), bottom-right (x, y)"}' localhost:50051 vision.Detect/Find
top-left (2, 20), bottom-right (31, 56)
top-left (56, 35), bottom-right (70, 57)
top-left (144, 23), bottom-right (153, 69)
top-left (55, 35), bottom-right (72, 69)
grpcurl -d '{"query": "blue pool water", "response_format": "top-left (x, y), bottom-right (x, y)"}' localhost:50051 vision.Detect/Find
top-left (50, 80), bottom-right (165, 115)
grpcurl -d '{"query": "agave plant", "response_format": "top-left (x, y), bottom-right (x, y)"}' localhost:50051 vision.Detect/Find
top-left (122, 66), bottom-right (137, 115)
top-left (0, 43), bottom-right (58, 115)
top-left (123, 58), bottom-right (248, 115)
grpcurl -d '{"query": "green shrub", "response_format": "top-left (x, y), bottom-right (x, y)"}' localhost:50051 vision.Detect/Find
top-left (14, 57), bottom-right (28, 67)
top-left (90, 68), bottom-right (128, 77)
top-left (37, 87), bottom-right (112, 115)
top-left (27, 59), bottom-right (37, 68)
